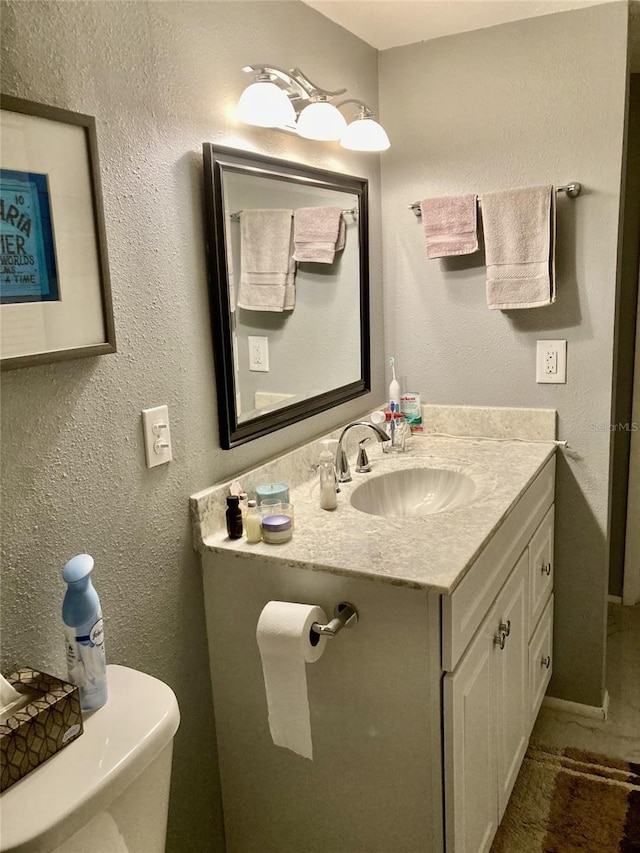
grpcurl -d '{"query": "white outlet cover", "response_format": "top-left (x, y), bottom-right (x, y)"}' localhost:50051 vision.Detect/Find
top-left (248, 336), bottom-right (269, 372)
top-left (536, 340), bottom-right (567, 384)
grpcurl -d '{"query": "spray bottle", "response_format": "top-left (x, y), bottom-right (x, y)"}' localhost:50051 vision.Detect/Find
top-left (62, 553), bottom-right (107, 711)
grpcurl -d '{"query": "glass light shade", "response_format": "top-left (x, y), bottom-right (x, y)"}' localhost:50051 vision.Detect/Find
top-left (237, 81), bottom-right (296, 128)
top-left (297, 101), bottom-right (348, 141)
top-left (340, 118), bottom-right (391, 152)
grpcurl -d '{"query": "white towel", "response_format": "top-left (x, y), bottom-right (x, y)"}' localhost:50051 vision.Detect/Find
top-left (224, 212), bottom-right (236, 313)
top-left (482, 185), bottom-right (556, 310)
top-left (292, 207), bottom-right (344, 264)
top-left (420, 194), bottom-right (478, 258)
top-left (237, 209), bottom-right (295, 312)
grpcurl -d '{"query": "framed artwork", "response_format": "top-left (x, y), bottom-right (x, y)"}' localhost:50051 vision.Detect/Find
top-left (0, 95), bottom-right (116, 369)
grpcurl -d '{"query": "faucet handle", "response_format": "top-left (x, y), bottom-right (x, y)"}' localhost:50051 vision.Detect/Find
top-left (356, 438), bottom-right (372, 473)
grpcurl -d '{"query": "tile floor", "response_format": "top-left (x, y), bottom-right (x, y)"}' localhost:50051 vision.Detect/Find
top-left (532, 603), bottom-right (640, 763)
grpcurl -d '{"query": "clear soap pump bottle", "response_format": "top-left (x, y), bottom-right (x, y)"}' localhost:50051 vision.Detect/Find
top-left (318, 439), bottom-right (338, 510)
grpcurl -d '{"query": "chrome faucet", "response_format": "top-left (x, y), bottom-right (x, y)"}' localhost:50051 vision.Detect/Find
top-left (335, 421), bottom-right (390, 483)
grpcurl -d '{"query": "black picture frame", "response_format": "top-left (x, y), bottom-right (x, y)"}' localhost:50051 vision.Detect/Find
top-left (202, 144), bottom-right (371, 449)
top-left (0, 95), bottom-right (116, 369)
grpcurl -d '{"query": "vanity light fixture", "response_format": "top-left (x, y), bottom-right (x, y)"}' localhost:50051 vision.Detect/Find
top-left (237, 67), bottom-right (297, 128)
top-left (338, 100), bottom-right (391, 152)
top-left (237, 64), bottom-right (390, 151)
top-left (297, 95), bottom-right (347, 141)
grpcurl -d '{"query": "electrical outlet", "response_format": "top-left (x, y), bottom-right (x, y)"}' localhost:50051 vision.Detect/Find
top-left (545, 349), bottom-right (557, 375)
top-left (536, 340), bottom-right (567, 384)
top-left (248, 336), bottom-right (269, 372)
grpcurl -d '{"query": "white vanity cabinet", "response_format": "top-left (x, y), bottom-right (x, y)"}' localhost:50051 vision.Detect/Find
top-left (442, 461), bottom-right (555, 853)
top-left (195, 442), bottom-right (556, 853)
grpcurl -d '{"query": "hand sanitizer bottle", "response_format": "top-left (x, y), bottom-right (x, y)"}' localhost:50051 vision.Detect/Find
top-left (62, 553), bottom-right (107, 711)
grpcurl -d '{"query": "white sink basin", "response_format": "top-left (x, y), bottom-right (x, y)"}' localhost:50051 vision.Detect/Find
top-left (350, 467), bottom-right (476, 518)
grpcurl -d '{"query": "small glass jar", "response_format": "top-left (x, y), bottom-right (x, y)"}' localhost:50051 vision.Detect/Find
top-left (279, 502), bottom-right (295, 528)
top-left (259, 499), bottom-right (282, 516)
top-left (261, 513), bottom-right (293, 544)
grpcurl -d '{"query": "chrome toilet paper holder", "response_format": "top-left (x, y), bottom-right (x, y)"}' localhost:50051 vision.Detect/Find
top-left (311, 602), bottom-right (358, 639)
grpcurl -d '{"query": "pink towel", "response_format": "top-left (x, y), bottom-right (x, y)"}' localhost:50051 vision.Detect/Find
top-left (293, 207), bottom-right (344, 264)
top-left (420, 195), bottom-right (478, 258)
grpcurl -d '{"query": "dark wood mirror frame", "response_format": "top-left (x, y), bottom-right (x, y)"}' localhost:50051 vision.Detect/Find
top-left (202, 144), bottom-right (371, 449)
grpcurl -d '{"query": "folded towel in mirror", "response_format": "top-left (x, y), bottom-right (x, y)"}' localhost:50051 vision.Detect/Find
top-left (293, 207), bottom-right (344, 264)
top-left (237, 209), bottom-right (295, 312)
top-left (482, 185), bottom-right (556, 310)
top-left (420, 194), bottom-right (478, 258)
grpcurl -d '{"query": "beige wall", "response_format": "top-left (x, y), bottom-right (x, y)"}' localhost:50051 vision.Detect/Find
top-left (379, 3), bottom-right (628, 707)
top-left (0, 3), bottom-right (382, 850)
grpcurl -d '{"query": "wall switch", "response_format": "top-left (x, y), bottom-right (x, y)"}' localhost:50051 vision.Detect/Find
top-left (248, 336), bottom-right (269, 372)
top-left (142, 405), bottom-right (173, 468)
top-left (536, 340), bottom-right (567, 384)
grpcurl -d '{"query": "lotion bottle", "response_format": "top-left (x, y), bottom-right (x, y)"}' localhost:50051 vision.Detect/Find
top-left (318, 439), bottom-right (338, 510)
top-left (245, 499), bottom-right (262, 543)
top-left (62, 553), bottom-right (107, 711)
top-left (226, 495), bottom-right (243, 539)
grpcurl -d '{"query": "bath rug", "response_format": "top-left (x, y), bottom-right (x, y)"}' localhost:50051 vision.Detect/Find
top-left (491, 744), bottom-right (640, 852)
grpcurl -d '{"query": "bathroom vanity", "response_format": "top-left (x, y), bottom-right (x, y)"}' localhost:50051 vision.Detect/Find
top-left (192, 427), bottom-right (555, 853)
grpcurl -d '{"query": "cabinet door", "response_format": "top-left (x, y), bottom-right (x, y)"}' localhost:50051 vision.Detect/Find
top-left (444, 614), bottom-right (498, 853)
top-left (492, 551), bottom-right (529, 819)
top-left (529, 505), bottom-right (554, 632)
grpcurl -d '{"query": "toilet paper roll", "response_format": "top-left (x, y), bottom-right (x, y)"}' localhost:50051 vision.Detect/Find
top-left (256, 601), bottom-right (328, 761)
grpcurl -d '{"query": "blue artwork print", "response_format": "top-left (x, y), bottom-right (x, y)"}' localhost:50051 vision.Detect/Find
top-left (0, 169), bottom-right (59, 304)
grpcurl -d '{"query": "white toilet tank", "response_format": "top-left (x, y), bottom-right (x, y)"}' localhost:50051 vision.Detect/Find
top-left (0, 665), bottom-right (180, 853)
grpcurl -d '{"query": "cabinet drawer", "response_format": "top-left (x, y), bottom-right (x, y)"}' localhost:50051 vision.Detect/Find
top-left (528, 505), bottom-right (554, 631)
top-left (528, 594), bottom-right (554, 727)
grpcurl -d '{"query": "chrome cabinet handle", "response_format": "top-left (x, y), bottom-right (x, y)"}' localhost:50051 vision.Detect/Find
top-left (499, 620), bottom-right (511, 637)
top-left (541, 655), bottom-right (551, 669)
top-left (541, 562), bottom-right (552, 576)
top-left (494, 631), bottom-right (507, 650)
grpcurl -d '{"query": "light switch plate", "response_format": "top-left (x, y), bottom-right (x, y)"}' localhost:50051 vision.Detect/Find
top-left (536, 340), bottom-right (567, 384)
top-left (142, 405), bottom-right (173, 468)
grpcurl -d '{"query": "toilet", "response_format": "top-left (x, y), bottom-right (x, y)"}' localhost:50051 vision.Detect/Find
top-left (0, 665), bottom-right (180, 853)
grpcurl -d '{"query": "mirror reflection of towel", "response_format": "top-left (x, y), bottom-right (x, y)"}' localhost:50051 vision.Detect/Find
top-left (237, 209), bottom-right (295, 312)
top-left (293, 207), bottom-right (345, 264)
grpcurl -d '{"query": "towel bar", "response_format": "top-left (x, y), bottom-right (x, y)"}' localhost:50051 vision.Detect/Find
top-left (408, 182), bottom-right (582, 217)
top-left (311, 602), bottom-right (358, 638)
top-left (230, 207), bottom-right (358, 222)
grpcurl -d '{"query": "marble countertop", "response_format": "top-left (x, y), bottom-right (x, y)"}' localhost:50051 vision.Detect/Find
top-left (193, 432), bottom-right (555, 595)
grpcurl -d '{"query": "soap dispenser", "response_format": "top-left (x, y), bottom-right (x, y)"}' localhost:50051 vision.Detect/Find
top-left (318, 439), bottom-right (338, 510)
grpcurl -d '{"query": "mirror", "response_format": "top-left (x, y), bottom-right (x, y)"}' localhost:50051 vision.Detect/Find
top-left (202, 144), bottom-right (370, 448)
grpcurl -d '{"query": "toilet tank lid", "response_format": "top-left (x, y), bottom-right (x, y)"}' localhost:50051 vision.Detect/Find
top-left (0, 665), bottom-right (180, 853)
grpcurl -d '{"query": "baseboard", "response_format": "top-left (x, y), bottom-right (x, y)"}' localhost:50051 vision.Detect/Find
top-left (542, 689), bottom-right (609, 720)
top-left (608, 594), bottom-right (623, 604)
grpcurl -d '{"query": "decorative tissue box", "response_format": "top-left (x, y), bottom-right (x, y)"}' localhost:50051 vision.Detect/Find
top-left (0, 668), bottom-right (83, 792)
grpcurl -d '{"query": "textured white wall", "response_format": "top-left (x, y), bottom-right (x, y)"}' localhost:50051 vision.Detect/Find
top-left (379, 3), bottom-right (628, 707)
top-left (0, 3), bottom-right (382, 850)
